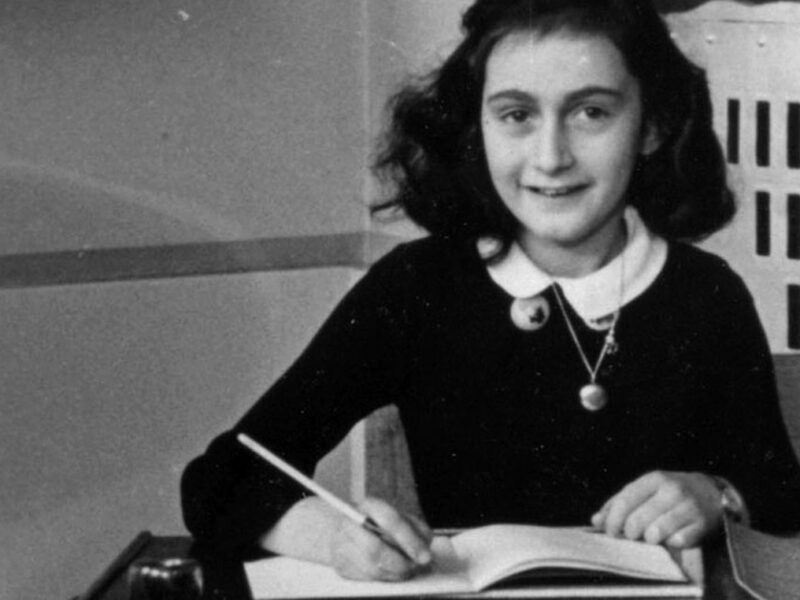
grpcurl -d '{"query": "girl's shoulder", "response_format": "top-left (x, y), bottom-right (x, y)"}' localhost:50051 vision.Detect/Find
top-left (353, 236), bottom-right (491, 322)
top-left (661, 241), bottom-right (752, 300)
top-left (370, 235), bottom-right (482, 282)
top-left (666, 241), bottom-right (740, 278)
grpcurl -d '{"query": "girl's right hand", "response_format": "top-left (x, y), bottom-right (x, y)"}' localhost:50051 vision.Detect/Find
top-left (329, 497), bottom-right (433, 581)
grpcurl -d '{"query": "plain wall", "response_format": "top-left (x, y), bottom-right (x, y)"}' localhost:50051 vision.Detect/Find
top-left (0, 0), bottom-right (370, 254)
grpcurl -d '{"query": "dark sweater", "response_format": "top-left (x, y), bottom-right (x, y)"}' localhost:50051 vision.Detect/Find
top-left (181, 236), bottom-right (800, 552)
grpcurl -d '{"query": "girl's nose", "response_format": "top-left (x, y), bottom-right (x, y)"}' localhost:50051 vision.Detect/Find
top-left (529, 120), bottom-right (574, 174)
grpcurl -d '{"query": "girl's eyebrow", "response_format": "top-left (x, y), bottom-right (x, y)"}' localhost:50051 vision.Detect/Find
top-left (484, 89), bottom-right (536, 105)
top-left (485, 86), bottom-right (626, 105)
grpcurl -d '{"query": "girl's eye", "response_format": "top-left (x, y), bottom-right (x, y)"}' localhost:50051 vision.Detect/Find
top-left (575, 105), bottom-right (612, 125)
top-left (583, 106), bottom-right (609, 119)
top-left (501, 109), bottom-right (531, 124)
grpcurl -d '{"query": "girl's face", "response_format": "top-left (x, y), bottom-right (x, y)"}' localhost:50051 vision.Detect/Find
top-left (481, 30), bottom-right (658, 274)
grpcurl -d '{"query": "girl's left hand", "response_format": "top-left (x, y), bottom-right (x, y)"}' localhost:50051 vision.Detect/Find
top-left (591, 471), bottom-right (723, 548)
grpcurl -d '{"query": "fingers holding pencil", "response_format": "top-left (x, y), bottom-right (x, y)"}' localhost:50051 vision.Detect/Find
top-left (362, 498), bottom-right (433, 563)
top-left (331, 497), bottom-right (433, 581)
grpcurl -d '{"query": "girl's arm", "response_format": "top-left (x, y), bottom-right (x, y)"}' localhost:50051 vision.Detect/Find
top-left (180, 244), bottom-right (419, 554)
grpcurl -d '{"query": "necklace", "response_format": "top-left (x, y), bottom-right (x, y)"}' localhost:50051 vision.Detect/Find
top-left (550, 255), bottom-right (624, 412)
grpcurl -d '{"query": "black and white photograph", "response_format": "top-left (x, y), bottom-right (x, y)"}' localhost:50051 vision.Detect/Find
top-left (2, 1), bottom-right (800, 599)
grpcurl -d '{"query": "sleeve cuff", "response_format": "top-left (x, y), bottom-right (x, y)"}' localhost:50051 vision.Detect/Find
top-left (710, 475), bottom-right (750, 526)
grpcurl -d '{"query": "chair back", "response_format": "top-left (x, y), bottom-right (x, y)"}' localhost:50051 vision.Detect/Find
top-left (775, 354), bottom-right (800, 460)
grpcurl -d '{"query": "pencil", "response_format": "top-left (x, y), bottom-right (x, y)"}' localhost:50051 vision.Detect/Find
top-left (236, 432), bottom-right (415, 561)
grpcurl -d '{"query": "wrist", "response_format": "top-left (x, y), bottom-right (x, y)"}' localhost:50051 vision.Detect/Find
top-left (260, 496), bottom-right (342, 565)
top-left (708, 475), bottom-right (749, 525)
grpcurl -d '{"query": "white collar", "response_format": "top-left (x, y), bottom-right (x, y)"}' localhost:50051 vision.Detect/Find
top-left (478, 208), bottom-right (668, 327)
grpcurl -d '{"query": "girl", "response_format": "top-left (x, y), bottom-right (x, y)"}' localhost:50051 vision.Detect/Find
top-left (181, 0), bottom-right (800, 582)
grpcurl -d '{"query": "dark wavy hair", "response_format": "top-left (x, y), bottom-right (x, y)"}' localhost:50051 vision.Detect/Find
top-left (372, 0), bottom-right (735, 252)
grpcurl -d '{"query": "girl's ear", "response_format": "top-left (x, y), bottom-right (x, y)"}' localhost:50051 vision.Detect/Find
top-left (640, 121), bottom-right (662, 157)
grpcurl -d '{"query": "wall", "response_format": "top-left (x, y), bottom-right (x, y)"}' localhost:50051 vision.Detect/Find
top-left (0, 0), bottom-right (369, 254)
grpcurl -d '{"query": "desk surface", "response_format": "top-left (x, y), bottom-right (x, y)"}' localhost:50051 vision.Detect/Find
top-left (85, 534), bottom-right (753, 600)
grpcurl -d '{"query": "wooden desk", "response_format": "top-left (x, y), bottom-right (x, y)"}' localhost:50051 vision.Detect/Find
top-left (84, 533), bottom-right (752, 600)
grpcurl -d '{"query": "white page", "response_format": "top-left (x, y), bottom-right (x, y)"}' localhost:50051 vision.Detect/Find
top-left (453, 525), bottom-right (687, 590)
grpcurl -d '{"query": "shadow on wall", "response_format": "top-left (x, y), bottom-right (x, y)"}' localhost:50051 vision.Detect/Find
top-left (0, 161), bottom-right (247, 256)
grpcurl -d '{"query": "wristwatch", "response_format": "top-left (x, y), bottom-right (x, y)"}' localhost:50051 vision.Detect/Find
top-left (709, 476), bottom-right (748, 523)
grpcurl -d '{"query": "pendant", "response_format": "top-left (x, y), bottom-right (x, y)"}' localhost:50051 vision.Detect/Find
top-left (510, 296), bottom-right (550, 331)
top-left (580, 383), bottom-right (608, 412)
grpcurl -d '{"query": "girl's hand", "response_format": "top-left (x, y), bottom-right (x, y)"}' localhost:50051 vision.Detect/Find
top-left (591, 471), bottom-right (723, 548)
top-left (329, 497), bottom-right (433, 581)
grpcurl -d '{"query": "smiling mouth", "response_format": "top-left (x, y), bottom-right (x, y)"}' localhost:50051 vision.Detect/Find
top-left (527, 185), bottom-right (588, 198)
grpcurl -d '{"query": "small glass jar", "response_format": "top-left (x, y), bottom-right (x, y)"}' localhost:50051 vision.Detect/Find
top-left (127, 557), bottom-right (203, 600)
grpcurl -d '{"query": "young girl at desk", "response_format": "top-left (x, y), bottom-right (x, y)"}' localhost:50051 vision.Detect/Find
top-left (182, 0), bottom-right (800, 582)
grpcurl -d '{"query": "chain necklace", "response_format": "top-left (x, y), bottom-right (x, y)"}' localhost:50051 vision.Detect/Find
top-left (550, 253), bottom-right (624, 412)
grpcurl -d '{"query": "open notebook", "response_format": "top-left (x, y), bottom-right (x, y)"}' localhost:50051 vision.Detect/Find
top-left (245, 524), bottom-right (703, 598)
